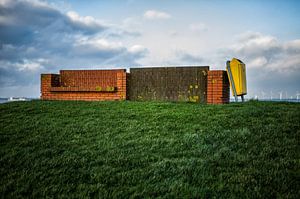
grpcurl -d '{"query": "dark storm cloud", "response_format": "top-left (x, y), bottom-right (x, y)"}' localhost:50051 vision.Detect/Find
top-left (0, 0), bottom-right (106, 45)
top-left (0, 0), bottom-right (146, 92)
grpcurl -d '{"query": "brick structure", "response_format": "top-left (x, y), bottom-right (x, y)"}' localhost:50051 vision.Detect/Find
top-left (207, 70), bottom-right (230, 104)
top-left (41, 69), bottom-right (127, 101)
top-left (41, 68), bottom-right (230, 104)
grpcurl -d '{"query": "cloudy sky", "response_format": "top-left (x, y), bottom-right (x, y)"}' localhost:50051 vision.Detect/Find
top-left (0, 0), bottom-right (299, 98)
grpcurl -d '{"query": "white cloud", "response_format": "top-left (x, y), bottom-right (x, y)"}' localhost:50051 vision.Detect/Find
top-left (216, 31), bottom-right (300, 97)
top-left (189, 23), bottom-right (208, 32)
top-left (26, 0), bottom-right (50, 7)
top-left (174, 50), bottom-right (204, 64)
top-left (0, 0), bottom-right (14, 8)
top-left (267, 54), bottom-right (300, 71)
top-left (248, 57), bottom-right (268, 68)
top-left (0, 15), bottom-right (15, 25)
top-left (144, 10), bottom-right (171, 20)
top-left (232, 32), bottom-right (280, 56)
top-left (163, 32), bottom-right (300, 97)
top-left (74, 37), bottom-right (124, 51)
top-left (66, 11), bottom-right (103, 29)
top-left (122, 17), bottom-right (141, 29)
top-left (16, 59), bottom-right (47, 71)
top-left (0, 0), bottom-right (11, 6)
top-left (129, 45), bottom-right (147, 54)
top-left (169, 30), bottom-right (178, 37)
top-left (0, 58), bottom-right (47, 72)
top-left (284, 39), bottom-right (300, 52)
top-left (228, 31), bottom-right (300, 72)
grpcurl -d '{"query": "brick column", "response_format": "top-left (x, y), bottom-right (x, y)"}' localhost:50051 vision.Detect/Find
top-left (126, 73), bottom-right (130, 100)
top-left (207, 70), bottom-right (230, 104)
top-left (116, 70), bottom-right (127, 100)
top-left (40, 74), bottom-right (60, 100)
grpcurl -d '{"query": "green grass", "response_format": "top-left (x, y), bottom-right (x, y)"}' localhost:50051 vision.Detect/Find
top-left (0, 100), bottom-right (299, 198)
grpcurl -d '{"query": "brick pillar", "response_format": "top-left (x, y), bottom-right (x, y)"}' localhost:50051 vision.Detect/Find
top-left (126, 73), bottom-right (130, 100)
top-left (41, 74), bottom-right (60, 100)
top-left (207, 70), bottom-right (230, 104)
top-left (116, 70), bottom-right (127, 100)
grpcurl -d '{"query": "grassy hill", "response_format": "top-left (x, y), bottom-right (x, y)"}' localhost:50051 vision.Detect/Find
top-left (0, 100), bottom-right (299, 198)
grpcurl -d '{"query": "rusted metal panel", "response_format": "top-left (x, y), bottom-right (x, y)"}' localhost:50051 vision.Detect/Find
top-left (128, 66), bottom-right (209, 103)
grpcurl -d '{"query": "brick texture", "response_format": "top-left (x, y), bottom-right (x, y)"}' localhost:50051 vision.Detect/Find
top-left (41, 68), bottom-right (230, 104)
top-left (207, 70), bottom-right (230, 104)
top-left (41, 69), bottom-right (126, 101)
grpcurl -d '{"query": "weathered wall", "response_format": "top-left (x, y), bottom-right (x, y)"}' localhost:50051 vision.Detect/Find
top-left (41, 68), bottom-right (230, 104)
top-left (41, 69), bottom-right (126, 101)
top-left (128, 67), bottom-right (209, 103)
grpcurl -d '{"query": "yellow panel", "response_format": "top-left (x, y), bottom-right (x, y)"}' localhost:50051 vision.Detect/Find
top-left (227, 58), bottom-right (247, 96)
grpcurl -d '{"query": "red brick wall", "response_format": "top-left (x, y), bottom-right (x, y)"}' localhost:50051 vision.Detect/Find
top-left (60, 70), bottom-right (118, 88)
top-left (207, 70), bottom-right (230, 104)
top-left (41, 69), bottom-right (126, 101)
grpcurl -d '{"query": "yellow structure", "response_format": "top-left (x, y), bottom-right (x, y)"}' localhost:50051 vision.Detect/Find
top-left (226, 58), bottom-right (247, 101)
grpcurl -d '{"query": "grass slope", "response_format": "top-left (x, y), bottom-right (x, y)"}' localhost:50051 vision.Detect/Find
top-left (0, 100), bottom-right (299, 198)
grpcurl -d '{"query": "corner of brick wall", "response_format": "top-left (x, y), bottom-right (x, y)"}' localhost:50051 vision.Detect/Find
top-left (207, 70), bottom-right (230, 104)
top-left (41, 74), bottom-right (60, 100)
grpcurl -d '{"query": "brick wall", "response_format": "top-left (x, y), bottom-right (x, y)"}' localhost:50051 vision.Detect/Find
top-left (41, 68), bottom-right (230, 104)
top-left (207, 70), bottom-right (230, 104)
top-left (41, 69), bottom-right (126, 101)
top-left (128, 67), bottom-right (208, 102)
